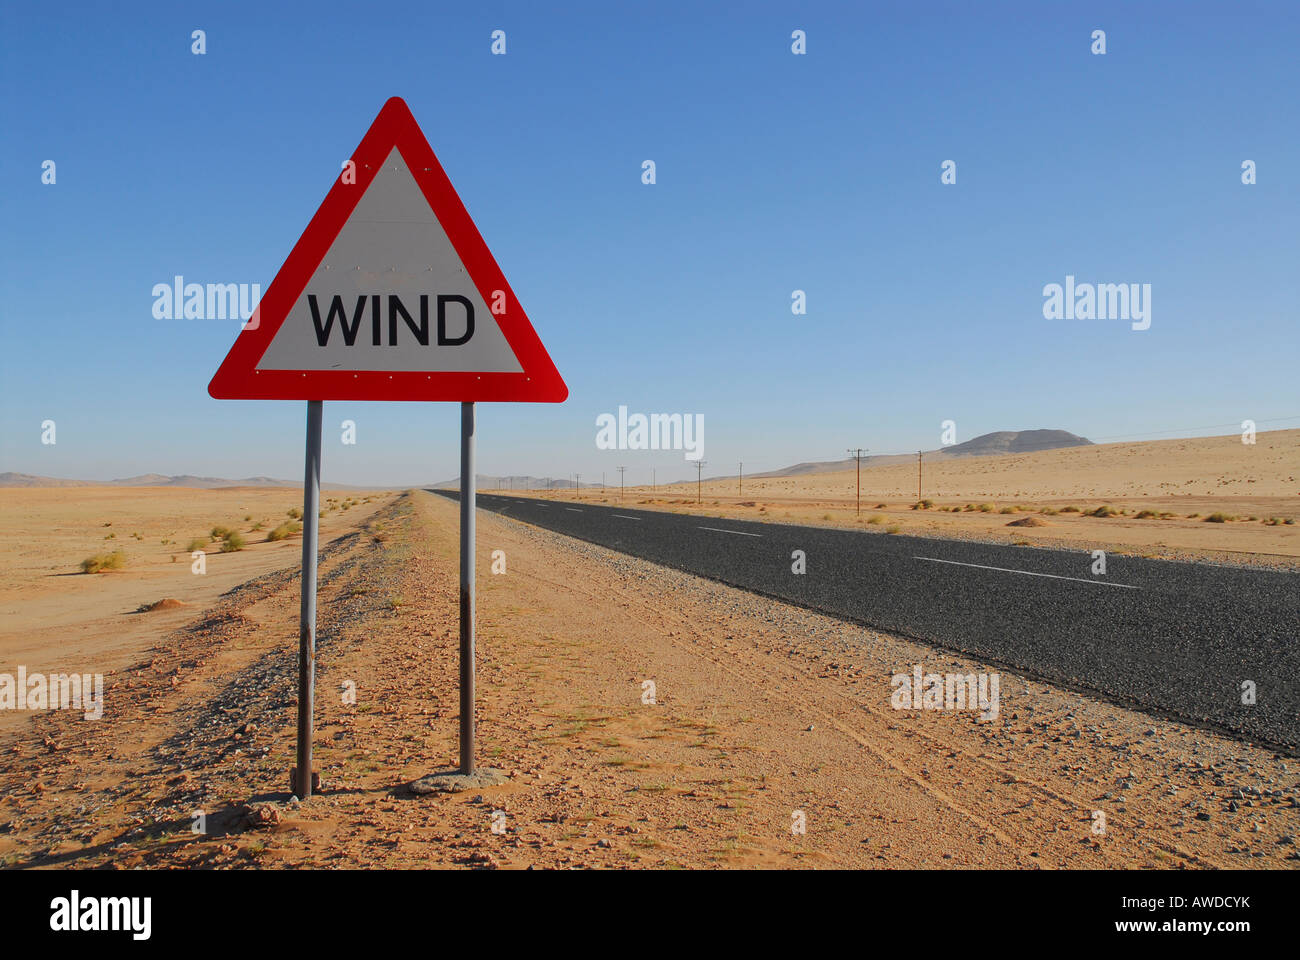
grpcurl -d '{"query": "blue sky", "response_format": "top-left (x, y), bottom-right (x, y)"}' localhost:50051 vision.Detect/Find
top-left (2, 1), bottom-right (1297, 486)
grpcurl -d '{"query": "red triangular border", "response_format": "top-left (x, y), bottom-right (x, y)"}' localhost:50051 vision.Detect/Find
top-left (208, 97), bottom-right (567, 402)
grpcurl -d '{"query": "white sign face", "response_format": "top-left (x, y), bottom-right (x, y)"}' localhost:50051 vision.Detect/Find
top-left (256, 147), bottom-right (523, 374)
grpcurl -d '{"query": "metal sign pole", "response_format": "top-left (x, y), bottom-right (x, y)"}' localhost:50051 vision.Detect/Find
top-left (459, 401), bottom-right (477, 775)
top-left (295, 399), bottom-right (323, 798)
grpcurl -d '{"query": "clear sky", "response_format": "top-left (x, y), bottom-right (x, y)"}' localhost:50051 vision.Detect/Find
top-left (2, 1), bottom-right (1297, 487)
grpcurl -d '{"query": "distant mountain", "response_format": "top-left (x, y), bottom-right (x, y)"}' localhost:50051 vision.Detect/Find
top-left (0, 472), bottom-right (388, 490)
top-left (429, 475), bottom-right (594, 490)
top-left (746, 430), bottom-right (1093, 480)
top-left (0, 472), bottom-right (88, 487)
top-left (751, 452), bottom-right (917, 479)
top-left (2, 430), bottom-right (1093, 491)
top-left (938, 429), bottom-right (1093, 458)
top-left (109, 474), bottom-right (298, 488)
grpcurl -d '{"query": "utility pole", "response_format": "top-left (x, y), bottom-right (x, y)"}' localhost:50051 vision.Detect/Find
top-left (847, 448), bottom-right (869, 516)
top-left (601, 471), bottom-right (605, 491)
top-left (575, 473), bottom-right (580, 498)
top-left (695, 460), bottom-right (707, 504)
top-left (917, 451), bottom-right (922, 502)
top-left (617, 465), bottom-right (627, 502)
top-left (652, 468), bottom-right (656, 493)
top-left (739, 460), bottom-right (743, 497)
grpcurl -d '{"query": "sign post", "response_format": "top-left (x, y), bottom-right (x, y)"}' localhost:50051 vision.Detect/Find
top-left (294, 400), bottom-right (322, 797)
top-left (458, 401), bottom-right (476, 775)
top-left (208, 97), bottom-right (566, 795)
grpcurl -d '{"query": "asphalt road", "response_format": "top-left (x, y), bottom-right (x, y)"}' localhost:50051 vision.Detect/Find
top-left (438, 491), bottom-right (1300, 753)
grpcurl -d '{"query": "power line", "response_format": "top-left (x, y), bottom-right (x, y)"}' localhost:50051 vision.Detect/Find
top-left (846, 448), bottom-right (869, 515)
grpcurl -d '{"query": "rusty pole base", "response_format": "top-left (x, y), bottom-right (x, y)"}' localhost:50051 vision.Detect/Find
top-left (290, 767), bottom-right (321, 797)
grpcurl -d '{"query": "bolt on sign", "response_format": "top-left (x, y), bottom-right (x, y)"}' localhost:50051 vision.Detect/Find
top-left (209, 97), bottom-right (567, 797)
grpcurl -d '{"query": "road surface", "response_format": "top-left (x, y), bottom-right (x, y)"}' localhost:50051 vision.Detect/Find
top-left (439, 491), bottom-right (1299, 752)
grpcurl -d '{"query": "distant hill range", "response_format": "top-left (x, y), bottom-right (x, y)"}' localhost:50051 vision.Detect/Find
top-left (428, 475), bottom-right (594, 491)
top-left (3, 431), bottom-right (1092, 490)
top-left (0, 472), bottom-right (387, 490)
top-left (745, 430), bottom-right (1093, 481)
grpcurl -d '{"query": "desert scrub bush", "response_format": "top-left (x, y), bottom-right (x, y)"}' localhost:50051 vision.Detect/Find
top-left (912, 499), bottom-right (934, 510)
top-left (243, 515), bottom-right (252, 521)
top-left (80, 550), bottom-right (126, 574)
top-left (210, 525), bottom-right (235, 540)
top-left (186, 538), bottom-right (208, 552)
top-left (287, 507), bottom-right (303, 520)
top-left (1085, 505), bottom-right (1119, 518)
top-left (220, 531), bottom-right (246, 552)
top-left (104, 532), bottom-right (116, 539)
top-left (250, 520), bottom-right (264, 531)
top-left (268, 521), bottom-right (303, 542)
top-left (866, 514), bottom-right (884, 524)
top-left (1134, 510), bottom-right (1159, 519)
top-left (875, 503), bottom-right (887, 509)
top-left (1039, 507), bottom-right (1059, 515)
top-left (998, 507), bottom-right (1015, 515)
top-left (1204, 512), bottom-right (1235, 523)
top-left (885, 525), bottom-right (900, 534)
top-left (1060, 505), bottom-right (1080, 513)
top-left (977, 503), bottom-right (995, 513)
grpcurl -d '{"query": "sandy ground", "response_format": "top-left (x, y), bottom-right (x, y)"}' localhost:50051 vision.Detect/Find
top-left (0, 487), bottom-right (392, 735)
top-left (519, 430), bottom-right (1300, 569)
top-left (1, 490), bottom-right (1294, 869)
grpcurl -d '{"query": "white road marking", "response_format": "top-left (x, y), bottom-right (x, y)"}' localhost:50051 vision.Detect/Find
top-left (698, 526), bottom-right (762, 537)
top-left (566, 507), bottom-right (583, 512)
top-left (913, 556), bottom-right (1138, 589)
top-left (613, 514), bottom-right (642, 521)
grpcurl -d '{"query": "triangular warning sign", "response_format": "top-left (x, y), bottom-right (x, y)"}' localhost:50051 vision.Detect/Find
top-left (208, 97), bottom-right (567, 403)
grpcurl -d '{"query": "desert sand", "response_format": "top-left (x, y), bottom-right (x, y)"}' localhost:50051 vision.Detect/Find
top-left (0, 486), bottom-right (391, 734)
top-left (0, 490), bottom-right (1294, 869)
